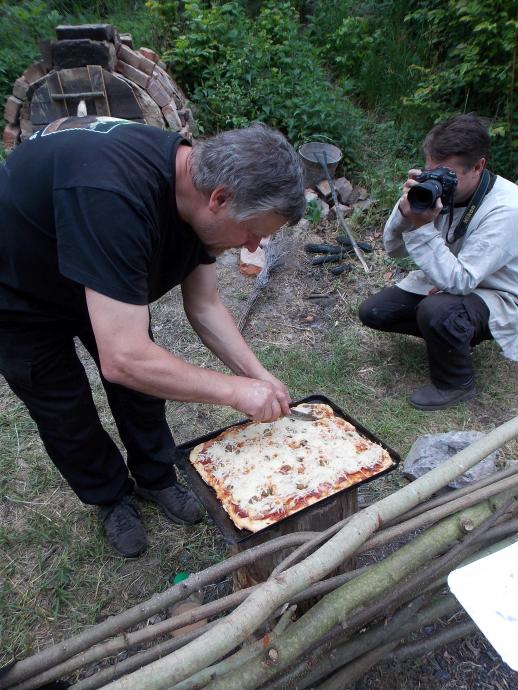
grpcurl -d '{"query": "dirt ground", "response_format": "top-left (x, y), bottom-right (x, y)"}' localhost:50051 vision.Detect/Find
top-left (1, 212), bottom-right (517, 688)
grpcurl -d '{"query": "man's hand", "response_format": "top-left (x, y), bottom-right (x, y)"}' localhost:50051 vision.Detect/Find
top-left (398, 168), bottom-right (443, 229)
top-left (230, 377), bottom-right (290, 422)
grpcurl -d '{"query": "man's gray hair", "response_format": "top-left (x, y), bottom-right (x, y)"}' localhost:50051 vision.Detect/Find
top-left (190, 123), bottom-right (306, 225)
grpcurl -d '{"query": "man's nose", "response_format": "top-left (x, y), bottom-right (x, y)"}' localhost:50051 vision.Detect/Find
top-left (243, 235), bottom-right (262, 252)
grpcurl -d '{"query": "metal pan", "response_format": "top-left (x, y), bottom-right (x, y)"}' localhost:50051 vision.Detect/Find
top-left (175, 394), bottom-right (401, 544)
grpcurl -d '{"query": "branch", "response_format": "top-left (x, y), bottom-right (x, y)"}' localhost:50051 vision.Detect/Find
top-left (0, 533), bottom-right (314, 688)
top-left (100, 416), bottom-right (518, 690)
top-left (207, 501), bottom-right (497, 689)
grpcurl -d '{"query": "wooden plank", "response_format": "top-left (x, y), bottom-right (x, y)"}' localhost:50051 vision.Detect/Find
top-left (103, 72), bottom-right (142, 120)
top-left (30, 73), bottom-right (68, 125)
top-left (87, 65), bottom-right (111, 116)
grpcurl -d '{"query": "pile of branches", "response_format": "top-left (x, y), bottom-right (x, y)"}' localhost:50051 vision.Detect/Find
top-left (2, 418), bottom-right (518, 690)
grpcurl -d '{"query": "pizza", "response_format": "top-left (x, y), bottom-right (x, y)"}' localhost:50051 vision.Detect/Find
top-left (189, 402), bottom-right (393, 532)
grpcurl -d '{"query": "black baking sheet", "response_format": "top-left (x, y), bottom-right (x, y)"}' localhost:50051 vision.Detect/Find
top-left (175, 394), bottom-right (401, 544)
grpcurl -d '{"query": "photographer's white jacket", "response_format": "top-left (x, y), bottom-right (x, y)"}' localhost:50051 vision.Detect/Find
top-left (383, 175), bottom-right (518, 360)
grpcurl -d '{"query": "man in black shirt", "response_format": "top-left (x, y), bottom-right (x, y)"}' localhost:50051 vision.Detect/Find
top-left (0, 117), bottom-right (305, 556)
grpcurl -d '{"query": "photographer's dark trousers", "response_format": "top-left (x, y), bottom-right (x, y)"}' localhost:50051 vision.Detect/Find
top-left (0, 320), bottom-right (177, 506)
top-left (358, 287), bottom-right (492, 389)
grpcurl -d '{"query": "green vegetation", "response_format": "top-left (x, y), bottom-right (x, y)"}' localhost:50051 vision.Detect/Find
top-left (1, 0), bottom-right (517, 670)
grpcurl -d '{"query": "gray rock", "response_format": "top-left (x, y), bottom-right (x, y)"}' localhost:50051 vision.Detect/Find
top-left (403, 431), bottom-right (502, 489)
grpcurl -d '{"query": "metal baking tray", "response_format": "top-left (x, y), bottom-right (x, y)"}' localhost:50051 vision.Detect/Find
top-left (175, 394), bottom-right (401, 544)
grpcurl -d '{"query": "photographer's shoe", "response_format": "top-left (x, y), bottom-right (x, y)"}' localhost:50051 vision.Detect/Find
top-left (410, 383), bottom-right (476, 411)
top-left (99, 496), bottom-right (148, 558)
top-left (136, 483), bottom-right (204, 525)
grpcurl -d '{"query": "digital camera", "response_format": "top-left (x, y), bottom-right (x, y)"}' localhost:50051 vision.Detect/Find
top-left (407, 167), bottom-right (457, 214)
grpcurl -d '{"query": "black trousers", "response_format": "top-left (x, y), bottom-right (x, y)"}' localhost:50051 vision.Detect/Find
top-left (0, 319), bottom-right (176, 506)
top-left (358, 287), bottom-right (492, 389)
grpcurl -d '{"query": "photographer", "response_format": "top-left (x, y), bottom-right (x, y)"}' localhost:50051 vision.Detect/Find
top-left (359, 114), bottom-right (518, 410)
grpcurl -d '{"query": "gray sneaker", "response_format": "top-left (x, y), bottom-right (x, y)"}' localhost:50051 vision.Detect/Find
top-left (136, 483), bottom-right (204, 525)
top-left (98, 496), bottom-right (148, 557)
top-left (410, 383), bottom-right (476, 411)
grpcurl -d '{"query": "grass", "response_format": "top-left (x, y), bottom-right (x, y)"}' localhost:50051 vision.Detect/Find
top-left (1, 224), bottom-right (518, 678)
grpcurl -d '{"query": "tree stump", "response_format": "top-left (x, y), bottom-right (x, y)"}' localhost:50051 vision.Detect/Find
top-left (230, 489), bottom-right (358, 611)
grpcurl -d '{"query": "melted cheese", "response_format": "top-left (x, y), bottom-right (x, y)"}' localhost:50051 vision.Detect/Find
top-left (190, 403), bottom-right (392, 530)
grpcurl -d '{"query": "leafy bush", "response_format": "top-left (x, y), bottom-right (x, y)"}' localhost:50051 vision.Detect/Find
top-left (403, 0), bottom-right (517, 176)
top-left (309, 0), bottom-right (517, 178)
top-left (0, 1), bottom-right (61, 105)
top-left (151, 1), bottom-right (362, 165)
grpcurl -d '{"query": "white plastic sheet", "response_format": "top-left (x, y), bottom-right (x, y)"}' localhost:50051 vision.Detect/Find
top-left (448, 541), bottom-right (518, 671)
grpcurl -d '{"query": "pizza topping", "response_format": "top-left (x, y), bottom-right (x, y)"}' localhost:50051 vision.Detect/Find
top-left (189, 402), bottom-right (393, 532)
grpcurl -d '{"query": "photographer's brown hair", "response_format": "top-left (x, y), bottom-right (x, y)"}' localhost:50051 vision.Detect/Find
top-left (423, 113), bottom-right (490, 168)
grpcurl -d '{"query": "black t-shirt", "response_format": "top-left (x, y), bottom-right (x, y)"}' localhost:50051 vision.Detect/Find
top-left (0, 116), bottom-right (215, 324)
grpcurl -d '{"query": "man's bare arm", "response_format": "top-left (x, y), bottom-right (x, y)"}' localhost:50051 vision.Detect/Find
top-left (182, 263), bottom-right (291, 412)
top-left (85, 288), bottom-right (286, 422)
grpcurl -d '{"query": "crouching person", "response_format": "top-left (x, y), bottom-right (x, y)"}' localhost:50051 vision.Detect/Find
top-left (359, 114), bottom-right (518, 410)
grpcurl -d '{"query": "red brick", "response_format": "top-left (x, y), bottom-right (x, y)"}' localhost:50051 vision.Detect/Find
top-left (146, 74), bottom-right (171, 107)
top-left (3, 124), bottom-right (20, 150)
top-left (12, 78), bottom-right (29, 101)
top-left (4, 96), bottom-right (22, 125)
top-left (117, 44), bottom-right (141, 68)
top-left (22, 62), bottom-right (46, 85)
top-left (115, 60), bottom-right (149, 89)
top-left (162, 101), bottom-right (182, 129)
top-left (20, 119), bottom-right (34, 141)
top-left (138, 47), bottom-right (159, 64)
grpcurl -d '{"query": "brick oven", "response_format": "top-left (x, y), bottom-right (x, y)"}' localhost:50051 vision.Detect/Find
top-left (2, 23), bottom-right (194, 151)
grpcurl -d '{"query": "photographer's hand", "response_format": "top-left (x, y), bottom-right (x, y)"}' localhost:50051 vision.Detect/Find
top-left (398, 169), bottom-right (443, 229)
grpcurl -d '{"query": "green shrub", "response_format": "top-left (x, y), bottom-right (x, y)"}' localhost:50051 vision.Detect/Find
top-left (403, 0), bottom-right (517, 177)
top-left (151, 0), bottom-right (362, 165)
top-left (0, 1), bottom-right (61, 105)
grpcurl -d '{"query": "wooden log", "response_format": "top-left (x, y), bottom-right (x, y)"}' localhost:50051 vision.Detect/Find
top-left (231, 489), bottom-right (358, 612)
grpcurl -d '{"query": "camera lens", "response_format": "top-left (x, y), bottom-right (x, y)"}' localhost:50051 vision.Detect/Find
top-left (408, 180), bottom-right (443, 213)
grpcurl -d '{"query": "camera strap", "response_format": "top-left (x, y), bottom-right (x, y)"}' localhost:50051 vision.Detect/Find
top-left (446, 169), bottom-right (496, 244)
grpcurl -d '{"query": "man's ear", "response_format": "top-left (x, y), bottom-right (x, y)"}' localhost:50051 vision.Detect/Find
top-left (208, 186), bottom-right (230, 214)
top-left (474, 157), bottom-right (486, 174)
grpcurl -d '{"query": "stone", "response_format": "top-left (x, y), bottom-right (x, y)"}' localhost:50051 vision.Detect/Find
top-left (329, 203), bottom-right (353, 219)
top-left (317, 198), bottom-right (329, 220)
top-left (349, 186), bottom-right (368, 203)
top-left (12, 78), bottom-right (29, 101)
top-left (4, 96), bottom-right (22, 125)
top-left (335, 177), bottom-right (353, 204)
top-left (304, 189), bottom-right (319, 203)
top-left (51, 39), bottom-right (117, 71)
top-left (403, 431), bottom-right (502, 489)
top-left (316, 179), bottom-right (332, 200)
